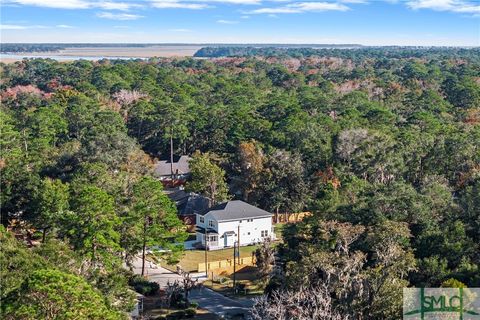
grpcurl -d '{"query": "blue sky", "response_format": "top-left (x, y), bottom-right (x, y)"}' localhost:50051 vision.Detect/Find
top-left (1, 0), bottom-right (479, 45)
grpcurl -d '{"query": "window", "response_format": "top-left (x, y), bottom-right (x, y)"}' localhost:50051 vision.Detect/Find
top-left (247, 219), bottom-right (253, 222)
top-left (208, 220), bottom-right (215, 228)
top-left (261, 230), bottom-right (268, 237)
top-left (247, 232), bottom-right (250, 235)
top-left (239, 220), bottom-right (242, 223)
top-left (208, 235), bottom-right (218, 242)
top-left (199, 216), bottom-right (204, 224)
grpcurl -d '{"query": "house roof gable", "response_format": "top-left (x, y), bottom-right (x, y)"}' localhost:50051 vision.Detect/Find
top-left (199, 200), bottom-right (272, 222)
top-left (154, 155), bottom-right (191, 177)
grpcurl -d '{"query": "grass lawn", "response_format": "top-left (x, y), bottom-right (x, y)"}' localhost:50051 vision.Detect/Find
top-left (165, 245), bottom-right (258, 273)
top-left (203, 266), bottom-right (266, 298)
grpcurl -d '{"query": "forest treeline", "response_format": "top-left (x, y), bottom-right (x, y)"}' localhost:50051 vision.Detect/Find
top-left (194, 46), bottom-right (480, 60)
top-left (1, 48), bottom-right (479, 318)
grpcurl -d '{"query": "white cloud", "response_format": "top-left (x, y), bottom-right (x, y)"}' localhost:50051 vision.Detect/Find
top-left (340, 0), bottom-right (368, 3)
top-left (200, 0), bottom-right (260, 4)
top-left (96, 11), bottom-right (144, 20)
top-left (150, 0), bottom-right (259, 8)
top-left (6, 0), bottom-right (140, 10)
top-left (150, 0), bottom-right (209, 9)
top-left (217, 19), bottom-right (238, 23)
top-left (8, 0), bottom-right (90, 9)
top-left (0, 24), bottom-right (28, 29)
top-left (56, 24), bottom-right (74, 28)
top-left (0, 24), bottom-right (49, 29)
top-left (240, 15), bottom-right (250, 18)
top-left (249, 2), bottom-right (350, 14)
top-left (97, 1), bottom-right (142, 11)
top-left (407, 0), bottom-right (480, 14)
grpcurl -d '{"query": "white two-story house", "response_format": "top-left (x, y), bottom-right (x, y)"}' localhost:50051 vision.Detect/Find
top-left (196, 200), bottom-right (274, 250)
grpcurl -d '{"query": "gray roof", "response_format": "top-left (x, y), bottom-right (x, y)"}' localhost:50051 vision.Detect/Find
top-left (154, 155), bottom-right (191, 177)
top-left (200, 200), bottom-right (272, 222)
top-left (165, 189), bottom-right (210, 215)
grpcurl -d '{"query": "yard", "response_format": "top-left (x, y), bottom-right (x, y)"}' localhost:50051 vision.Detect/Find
top-left (203, 266), bottom-right (266, 298)
top-left (164, 245), bottom-right (258, 273)
top-left (160, 225), bottom-right (286, 273)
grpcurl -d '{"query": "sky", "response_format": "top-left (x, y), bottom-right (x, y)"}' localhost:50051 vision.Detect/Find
top-left (0, 0), bottom-right (479, 45)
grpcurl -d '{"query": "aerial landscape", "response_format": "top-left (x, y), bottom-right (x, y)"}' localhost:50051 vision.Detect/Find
top-left (0, 0), bottom-right (479, 319)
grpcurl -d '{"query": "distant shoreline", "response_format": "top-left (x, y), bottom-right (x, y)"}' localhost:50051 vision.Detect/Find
top-left (0, 45), bottom-right (203, 62)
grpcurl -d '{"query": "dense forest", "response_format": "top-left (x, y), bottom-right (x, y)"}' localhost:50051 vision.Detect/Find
top-left (194, 46), bottom-right (480, 59)
top-left (1, 48), bottom-right (479, 318)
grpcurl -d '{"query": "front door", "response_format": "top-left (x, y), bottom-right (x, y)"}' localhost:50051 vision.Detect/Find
top-left (224, 234), bottom-right (229, 247)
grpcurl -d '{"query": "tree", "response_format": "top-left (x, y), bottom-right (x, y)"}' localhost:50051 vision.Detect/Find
top-left (66, 186), bottom-right (121, 270)
top-left (0, 227), bottom-right (46, 300)
top-left (2, 269), bottom-right (125, 320)
top-left (335, 129), bottom-right (402, 184)
top-left (251, 284), bottom-right (346, 320)
top-left (254, 237), bottom-right (275, 278)
top-left (129, 177), bottom-right (186, 276)
top-left (257, 150), bottom-right (310, 214)
top-left (186, 152), bottom-right (229, 205)
top-left (237, 141), bottom-right (264, 201)
top-left (34, 178), bottom-right (70, 242)
top-left (280, 220), bottom-right (416, 318)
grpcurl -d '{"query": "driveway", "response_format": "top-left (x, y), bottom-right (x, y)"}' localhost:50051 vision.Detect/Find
top-left (132, 257), bottom-right (254, 318)
top-left (132, 257), bottom-right (206, 287)
top-left (189, 287), bottom-right (253, 318)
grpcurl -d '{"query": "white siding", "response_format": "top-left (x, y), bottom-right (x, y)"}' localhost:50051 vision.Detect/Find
top-left (216, 216), bottom-right (273, 248)
top-left (196, 213), bottom-right (219, 248)
top-left (196, 213), bottom-right (273, 250)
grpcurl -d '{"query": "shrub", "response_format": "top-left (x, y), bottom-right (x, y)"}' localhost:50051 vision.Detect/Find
top-left (129, 275), bottom-right (159, 296)
top-left (185, 308), bottom-right (196, 318)
top-left (236, 283), bottom-right (246, 291)
top-left (166, 310), bottom-right (186, 319)
top-left (218, 276), bottom-right (229, 284)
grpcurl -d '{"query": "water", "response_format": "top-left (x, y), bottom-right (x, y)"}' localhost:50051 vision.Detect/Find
top-left (0, 53), bottom-right (149, 61)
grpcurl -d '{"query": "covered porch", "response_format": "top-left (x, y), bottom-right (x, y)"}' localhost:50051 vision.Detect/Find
top-left (196, 226), bottom-right (219, 249)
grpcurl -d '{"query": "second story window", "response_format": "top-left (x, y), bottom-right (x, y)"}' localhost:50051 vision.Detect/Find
top-left (199, 216), bottom-right (204, 224)
top-left (208, 220), bottom-right (215, 228)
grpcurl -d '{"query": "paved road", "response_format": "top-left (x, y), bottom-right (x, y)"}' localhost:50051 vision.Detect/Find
top-left (132, 257), bottom-right (206, 286)
top-left (189, 287), bottom-right (253, 318)
top-left (132, 257), bottom-right (254, 318)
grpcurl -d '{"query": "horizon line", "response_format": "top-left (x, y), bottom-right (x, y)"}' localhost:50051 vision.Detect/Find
top-left (1, 43), bottom-right (479, 48)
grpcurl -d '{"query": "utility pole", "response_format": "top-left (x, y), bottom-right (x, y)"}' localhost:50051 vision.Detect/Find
top-left (233, 240), bottom-right (236, 292)
top-left (204, 229), bottom-right (208, 278)
top-left (233, 225), bottom-right (240, 293)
